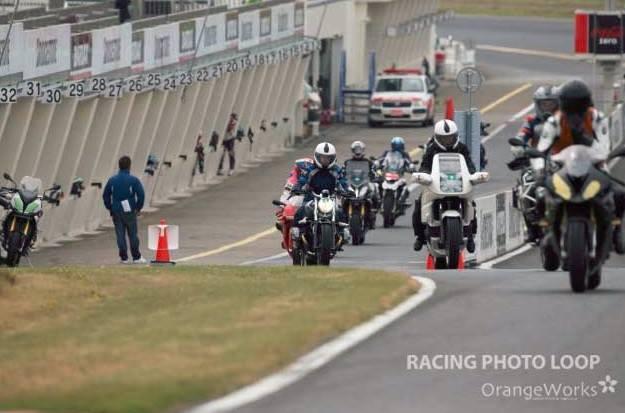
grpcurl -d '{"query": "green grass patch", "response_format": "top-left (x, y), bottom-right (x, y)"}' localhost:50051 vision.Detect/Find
top-left (442, 0), bottom-right (609, 19)
top-left (0, 265), bottom-right (418, 413)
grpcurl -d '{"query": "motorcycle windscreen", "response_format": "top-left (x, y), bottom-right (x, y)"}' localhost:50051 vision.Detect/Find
top-left (383, 152), bottom-right (405, 173)
top-left (438, 156), bottom-right (464, 193)
top-left (345, 160), bottom-right (370, 187)
top-left (20, 176), bottom-right (42, 194)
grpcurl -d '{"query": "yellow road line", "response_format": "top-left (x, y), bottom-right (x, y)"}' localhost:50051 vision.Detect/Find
top-left (476, 44), bottom-right (578, 61)
top-left (177, 227), bottom-right (277, 263)
top-left (481, 83), bottom-right (533, 114)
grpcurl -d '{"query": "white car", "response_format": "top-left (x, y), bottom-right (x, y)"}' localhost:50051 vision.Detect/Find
top-left (368, 70), bottom-right (437, 127)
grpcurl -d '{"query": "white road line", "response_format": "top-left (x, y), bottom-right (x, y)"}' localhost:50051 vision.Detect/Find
top-left (239, 252), bottom-right (289, 266)
top-left (479, 244), bottom-right (533, 270)
top-left (186, 276), bottom-right (436, 413)
top-left (482, 103), bottom-right (533, 144)
top-left (476, 44), bottom-right (578, 61)
top-left (481, 124), bottom-right (506, 144)
top-left (510, 103), bottom-right (534, 122)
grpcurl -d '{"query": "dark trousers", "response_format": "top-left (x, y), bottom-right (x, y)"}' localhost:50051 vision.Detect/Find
top-left (218, 139), bottom-right (236, 171)
top-left (112, 211), bottom-right (141, 261)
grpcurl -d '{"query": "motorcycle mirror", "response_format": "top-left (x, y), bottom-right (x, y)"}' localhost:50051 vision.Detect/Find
top-left (508, 137), bottom-right (524, 147)
top-left (608, 146), bottom-right (625, 160)
top-left (3, 172), bottom-right (13, 182)
top-left (272, 200), bottom-right (285, 207)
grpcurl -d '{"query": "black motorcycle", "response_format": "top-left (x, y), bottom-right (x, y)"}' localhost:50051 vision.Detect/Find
top-left (343, 160), bottom-right (376, 245)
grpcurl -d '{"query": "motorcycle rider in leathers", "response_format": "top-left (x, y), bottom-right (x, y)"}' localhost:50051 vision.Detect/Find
top-left (536, 79), bottom-right (625, 255)
top-left (344, 140), bottom-right (380, 229)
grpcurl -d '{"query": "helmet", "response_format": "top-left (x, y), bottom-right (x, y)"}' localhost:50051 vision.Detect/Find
top-left (533, 85), bottom-right (559, 121)
top-left (351, 140), bottom-right (366, 159)
top-left (559, 80), bottom-right (592, 116)
top-left (390, 137), bottom-right (405, 152)
top-left (433, 119), bottom-right (459, 150)
top-left (314, 142), bottom-right (337, 169)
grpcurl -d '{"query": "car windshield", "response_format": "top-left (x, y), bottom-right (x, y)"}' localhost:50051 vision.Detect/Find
top-left (376, 78), bottom-right (424, 93)
top-left (345, 160), bottom-right (370, 186)
top-left (383, 152), bottom-right (405, 173)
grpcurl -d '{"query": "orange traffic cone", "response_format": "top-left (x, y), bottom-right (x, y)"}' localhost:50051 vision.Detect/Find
top-left (458, 251), bottom-right (465, 270)
top-left (426, 254), bottom-right (435, 271)
top-left (151, 219), bottom-right (175, 265)
top-left (444, 97), bottom-right (455, 120)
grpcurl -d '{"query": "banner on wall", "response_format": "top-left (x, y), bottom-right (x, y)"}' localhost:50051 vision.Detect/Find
top-left (131, 30), bottom-right (145, 72)
top-left (259, 8), bottom-right (272, 43)
top-left (226, 11), bottom-right (239, 49)
top-left (91, 23), bottom-right (132, 75)
top-left (23, 24), bottom-right (71, 80)
top-left (272, 2), bottom-right (294, 41)
top-left (195, 12), bottom-right (227, 57)
top-left (144, 23), bottom-right (179, 71)
top-left (179, 20), bottom-right (196, 63)
top-left (70, 32), bottom-right (93, 79)
top-left (0, 23), bottom-right (24, 78)
top-left (294, 1), bottom-right (305, 35)
top-left (238, 9), bottom-right (260, 50)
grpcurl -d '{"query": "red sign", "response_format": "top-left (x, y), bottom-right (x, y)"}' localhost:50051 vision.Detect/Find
top-left (575, 11), bottom-right (625, 56)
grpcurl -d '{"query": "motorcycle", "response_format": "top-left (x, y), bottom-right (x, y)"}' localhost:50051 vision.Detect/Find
top-left (291, 190), bottom-right (347, 266)
top-left (378, 151), bottom-right (413, 228)
top-left (525, 144), bottom-right (625, 293)
top-left (343, 160), bottom-right (376, 245)
top-left (0, 173), bottom-right (61, 267)
top-left (508, 137), bottom-right (542, 244)
top-left (272, 195), bottom-right (304, 259)
top-left (414, 154), bottom-right (489, 269)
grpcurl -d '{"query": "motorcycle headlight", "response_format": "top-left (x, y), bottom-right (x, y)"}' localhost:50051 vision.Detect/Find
top-left (318, 198), bottom-right (334, 214)
top-left (552, 174), bottom-right (571, 201)
top-left (582, 180), bottom-right (601, 200)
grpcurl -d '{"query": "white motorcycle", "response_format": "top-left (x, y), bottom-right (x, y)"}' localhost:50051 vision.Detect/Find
top-left (414, 153), bottom-right (489, 269)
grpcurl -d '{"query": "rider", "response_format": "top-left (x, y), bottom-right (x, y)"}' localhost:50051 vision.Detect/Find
top-left (293, 142), bottom-right (350, 241)
top-left (344, 140), bottom-right (380, 228)
top-left (511, 85), bottom-right (560, 243)
top-left (536, 79), bottom-right (625, 254)
top-left (275, 157), bottom-right (315, 232)
top-left (512, 85), bottom-right (560, 156)
top-left (377, 136), bottom-right (415, 207)
top-left (413, 119), bottom-right (477, 253)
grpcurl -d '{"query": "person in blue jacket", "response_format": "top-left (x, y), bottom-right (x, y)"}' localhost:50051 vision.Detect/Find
top-left (103, 156), bottom-right (147, 264)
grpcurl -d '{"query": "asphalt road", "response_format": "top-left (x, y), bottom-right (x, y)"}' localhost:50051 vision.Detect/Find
top-left (26, 14), bottom-right (625, 413)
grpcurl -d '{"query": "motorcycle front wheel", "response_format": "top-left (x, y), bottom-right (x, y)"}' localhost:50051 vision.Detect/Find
top-left (318, 224), bottom-right (334, 266)
top-left (567, 221), bottom-right (589, 293)
top-left (350, 212), bottom-right (363, 245)
top-left (383, 192), bottom-right (395, 228)
top-left (5, 231), bottom-right (23, 268)
top-left (445, 218), bottom-right (462, 269)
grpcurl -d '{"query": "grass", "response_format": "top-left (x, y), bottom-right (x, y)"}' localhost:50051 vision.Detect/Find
top-left (0, 265), bottom-right (418, 413)
top-left (441, 0), bottom-right (612, 19)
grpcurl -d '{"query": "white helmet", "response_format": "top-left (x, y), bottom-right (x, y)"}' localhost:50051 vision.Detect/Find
top-left (433, 119), bottom-right (459, 150)
top-left (351, 140), bottom-right (366, 159)
top-left (314, 142), bottom-right (337, 168)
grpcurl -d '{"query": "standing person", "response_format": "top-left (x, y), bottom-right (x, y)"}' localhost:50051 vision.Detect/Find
top-left (115, 0), bottom-right (131, 23)
top-left (103, 156), bottom-right (147, 264)
top-left (193, 133), bottom-right (205, 176)
top-left (218, 113), bottom-right (238, 176)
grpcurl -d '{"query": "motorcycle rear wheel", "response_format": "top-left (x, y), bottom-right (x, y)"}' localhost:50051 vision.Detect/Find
top-left (567, 221), bottom-right (588, 293)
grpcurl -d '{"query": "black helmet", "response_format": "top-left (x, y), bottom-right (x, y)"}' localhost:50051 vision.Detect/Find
top-left (559, 80), bottom-right (592, 116)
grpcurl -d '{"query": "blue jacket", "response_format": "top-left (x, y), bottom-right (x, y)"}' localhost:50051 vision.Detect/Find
top-left (295, 163), bottom-right (347, 202)
top-left (103, 170), bottom-right (145, 214)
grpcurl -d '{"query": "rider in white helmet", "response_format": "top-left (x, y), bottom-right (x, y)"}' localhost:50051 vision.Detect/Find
top-left (413, 120), bottom-right (477, 253)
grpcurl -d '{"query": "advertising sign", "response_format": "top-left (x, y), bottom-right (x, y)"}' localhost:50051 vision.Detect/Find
top-left (272, 2), bottom-right (294, 41)
top-left (0, 23), bottom-right (24, 78)
top-left (131, 30), bottom-right (145, 73)
top-left (259, 9), bottom-right (272, 43)
top-left (179, 20), bottom-right (196, 62)
top-left (575, 11), bottom-right (625, 57)
top-left (144, 23), bottom-right (179, 70)
top-left (226, 11), bottom-right (239, 49)
top-left (294, 1), bottom-right (305, 35)
top-left (92, 23), bottom-right (132, 75)
top-left (23, 24), bottom-right (71, 80)
top-left (70, 32), bottom-right (92, 79)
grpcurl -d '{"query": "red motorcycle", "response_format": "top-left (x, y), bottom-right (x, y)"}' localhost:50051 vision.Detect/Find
top-left (273, 198), bottom-right (301, 257)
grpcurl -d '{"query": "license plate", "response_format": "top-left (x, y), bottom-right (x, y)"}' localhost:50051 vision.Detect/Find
top-left (390, 109), bottom-right (404, 117)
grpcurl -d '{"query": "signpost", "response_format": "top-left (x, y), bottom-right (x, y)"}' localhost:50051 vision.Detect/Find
top-left (455, 67), bottom-right (483, 170)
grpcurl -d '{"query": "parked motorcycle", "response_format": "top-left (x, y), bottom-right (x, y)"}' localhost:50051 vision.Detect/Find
top-left (508, 137), bottom-right (542, 244)
top-left (526, 144), bottom-right (625, 293)
top-left (273, 195), bottom-right (304, 260)
top-left (0, 173), bottom-right (61, 267)
top-left (291, 190), bottom-right (347, 266)
top-left (378, 151), bottom-right (413, 228)
top-left (343, 160), bottom-right (376, 245)
top-left (414, 154), bottom-right (489, 269)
